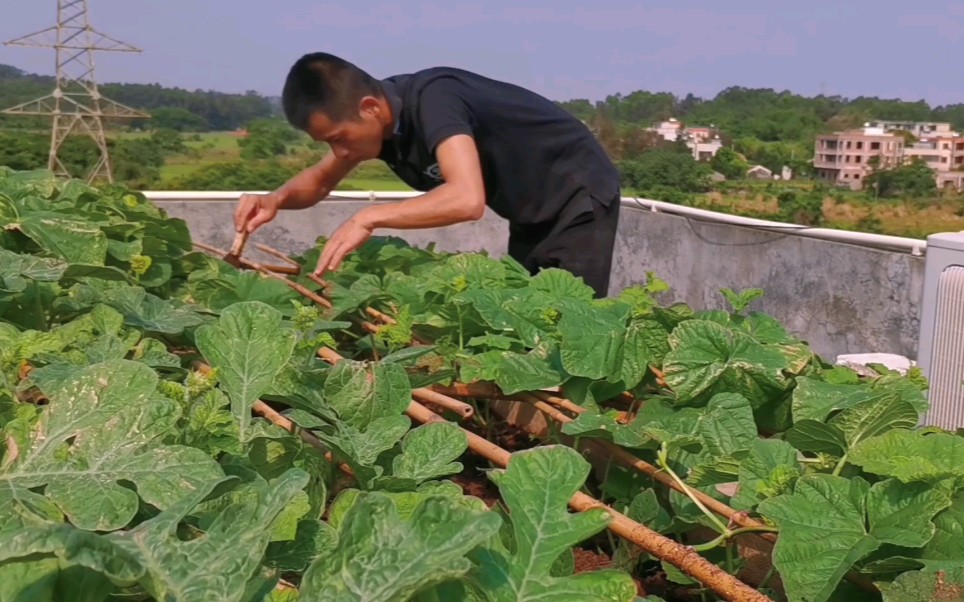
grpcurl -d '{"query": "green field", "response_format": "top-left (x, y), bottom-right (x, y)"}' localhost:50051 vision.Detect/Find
top-left (152, 130), bottom-right (410, 191)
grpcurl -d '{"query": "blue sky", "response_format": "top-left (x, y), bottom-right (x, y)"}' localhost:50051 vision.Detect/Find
top-left (2, 0), bottom-right (963, 105)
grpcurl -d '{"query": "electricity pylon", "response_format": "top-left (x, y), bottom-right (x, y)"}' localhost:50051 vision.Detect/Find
top-left (2, 0), bottom-right (150, 184)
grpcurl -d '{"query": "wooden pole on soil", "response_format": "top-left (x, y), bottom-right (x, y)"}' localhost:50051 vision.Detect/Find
top-left (192, 241), bottom-right (332, 309)
top-left (318, 346), bottom-right (772, 602)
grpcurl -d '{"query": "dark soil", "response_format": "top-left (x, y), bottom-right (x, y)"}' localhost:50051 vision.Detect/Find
top-left (572, 547), bottom-right (614, 573)
top-left (451, 412), bottom-right (542, 508)
top-left (935, 570), bottom-right (964, 600)
top-left (450, 472), bottom-right (502, 508)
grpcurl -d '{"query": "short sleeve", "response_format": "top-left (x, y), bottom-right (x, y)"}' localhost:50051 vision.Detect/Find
top-left (416, 79), bottom-right (475, 154)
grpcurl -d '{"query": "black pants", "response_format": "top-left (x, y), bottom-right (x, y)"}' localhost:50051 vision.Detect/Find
top-left (507, 190), bottom-right (620, 298)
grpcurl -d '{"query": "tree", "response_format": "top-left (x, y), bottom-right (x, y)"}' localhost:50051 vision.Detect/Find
top-left (775, 188), bottom-right (824, 226)
top-left (864, 159), bottom-right (937, 198)
top-left (164, 158), bottom-right (309, 191)
top-left (710, 147), bottom-right (750, 179)
top-left (150, 129), bottom-right (189, 154)
top-left (147, 107), bottom-right (209, 132)
top-left (238, 118), bottom-right (300, 160)
top-left (619, 149), bottom-right (713, 195)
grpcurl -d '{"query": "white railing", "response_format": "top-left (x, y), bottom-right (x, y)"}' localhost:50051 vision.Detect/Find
top-left (143, 190), bottom-right (930, 256)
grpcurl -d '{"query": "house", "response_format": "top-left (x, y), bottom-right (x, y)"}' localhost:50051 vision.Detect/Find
top-left (866, 120), bottom-right (959, 139)
top-left (813, 123), bottom-right (964, 191)
top-left (747, 165), bottom-right (773, 180)
top-left (813, 126), bottom-right (904, 190)
top-left (649, 118), bottom-right (723, 161)
top-left (903, 136), bottom-right (964, 173)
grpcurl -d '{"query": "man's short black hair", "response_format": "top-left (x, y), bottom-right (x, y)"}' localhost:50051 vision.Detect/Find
top-left (282, 52), bottom-right (383, 130)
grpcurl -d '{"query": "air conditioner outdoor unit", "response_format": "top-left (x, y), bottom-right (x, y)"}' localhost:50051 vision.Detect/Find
top-left (918, 231), bottom-right (964, 429)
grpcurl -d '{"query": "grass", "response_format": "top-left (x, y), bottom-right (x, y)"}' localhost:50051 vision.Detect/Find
top-left (157, 131), bottom-right (245, 182)
top-left (153, 131), bottom-right (410, 191)
top-left (689, 187), bottom-right (964, 239)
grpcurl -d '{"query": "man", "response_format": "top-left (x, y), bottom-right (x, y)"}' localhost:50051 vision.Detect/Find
top-left (234, 52), bottom-right (621, 297)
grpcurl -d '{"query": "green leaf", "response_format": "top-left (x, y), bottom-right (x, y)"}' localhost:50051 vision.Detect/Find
top-left (193, 270), bottom-right (300, 313)
top-left (620, 317), bottom-right (664, 389)
top-left (113, 469), bottom-right (309, 602)
top-left (382, 345), bottom-right (437, 365)
top-left (696, 393), bottom-right (757, 457)
top-left (0, 360), bottom-right (223, 531)
top-left (0, 248), bottom-right (67, 291)
top-left (662, 320), bottom-right (790, 407)
top-left (196, 301), bottom-right (296, 443)
top-left (300, 491), bottom-right (501, 601)
top-left (682, 393), bottom-right (757, 484)
top-left (558, 303), bottom-right (629, 381)
top-left (315, 415), bottom-right (412, 489)
top-left (429, 253), bottom-right (507, 294)
top-left (100, 286), bottom-right (206, 334)
top-left (879, 566), bottom-right (964, 602)
top-left (785, 419), bottom-right (848, 456)
top-left (830, 393), bottom-right (919, 450)
top-left (530, 268), bottom-right (595, 302)
top-left (323, 359), bottom-right (411, 430)
top-left (0, 523), bottom-right (144, 585)
top-left (758, 474), bottom-right (953, 602)
top-left (391, 422), bottom-right (467, 484)
top-left (918, 492), bottom-right (964, 567)
top-left (867, 479), bottom-right (954, 547)
top-left (792, 376), bottom-right (904, 423)
top-left (463, 289), bottom-right (551, 347)
top-left (730, 439), bottom-right (802, 511)
top-left (470, 446), bottom-right (638, 601)
top-left (13, 212), bottom-right (108, 264)
top-left (265, 519), bottom-right (337, 572)
top-left (492, 343), bottom-right (565, 394)
top-left (849, 430), bottom-right (964, 482)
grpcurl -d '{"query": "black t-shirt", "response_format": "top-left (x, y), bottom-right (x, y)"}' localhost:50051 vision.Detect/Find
top-left (376, 67), bottom-right (620, 226)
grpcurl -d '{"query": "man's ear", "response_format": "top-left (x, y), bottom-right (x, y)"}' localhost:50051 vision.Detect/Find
top-left (359, 96), bottom-right (381, 118)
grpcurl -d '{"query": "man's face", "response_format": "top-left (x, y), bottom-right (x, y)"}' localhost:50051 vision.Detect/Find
top-left (306, 99), bottom-right (385, 163)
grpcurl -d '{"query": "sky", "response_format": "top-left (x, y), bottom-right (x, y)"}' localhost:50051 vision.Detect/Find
top-left (2, 0), bottom-right (963, 106)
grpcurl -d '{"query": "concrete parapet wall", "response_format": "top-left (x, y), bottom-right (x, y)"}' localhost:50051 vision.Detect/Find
top-left (152, 198), bottom-right (924, 361)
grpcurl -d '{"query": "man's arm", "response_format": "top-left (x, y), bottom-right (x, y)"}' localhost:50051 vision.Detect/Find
top-left (276, 152), bottom-right (359, 210)
top-left (313, 134), bottom-right (485, 275)
top-left (235, 152), bottom-right (359, 233)
top-left (359, 134), bottom-right (485, 229)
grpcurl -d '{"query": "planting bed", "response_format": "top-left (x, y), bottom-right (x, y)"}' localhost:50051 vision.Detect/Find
top-left (1, 166), bottom-right (963, 602)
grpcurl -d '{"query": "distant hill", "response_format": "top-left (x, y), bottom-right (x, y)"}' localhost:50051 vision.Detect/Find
top-left (0, 63), bottom-right (278, 131)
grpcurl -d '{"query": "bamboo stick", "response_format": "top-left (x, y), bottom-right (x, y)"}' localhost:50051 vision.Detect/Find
top-left (526, 390), bottom-right (587, 416)
top-left (191, 362), bottom-right (352, 476)
top-left (318, 347), bottom-right (772, 602)
top-left (254, 243), bottom-right (301, 267)
top-left (192, 241), bottom-right (332, 309)
top-left (512, 394), bottom-right (877, 594)
top-left (411, 387), bottom-right (475, 420)
top-left (365, 306), bottom-right (397, 325)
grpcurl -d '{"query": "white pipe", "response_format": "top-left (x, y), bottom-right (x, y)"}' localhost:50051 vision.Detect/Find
top-left (624, 197), bottom-right (927, 255)
top-left (142, 190), bottom-right (928, 255)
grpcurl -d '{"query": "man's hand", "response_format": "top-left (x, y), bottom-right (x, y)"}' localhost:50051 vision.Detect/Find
top-left (234, 192), bottom-right (284, 234)
top-left (313, 210), bottom-right (375, 277)
top-left (311, 134), bottom-right (486, 276)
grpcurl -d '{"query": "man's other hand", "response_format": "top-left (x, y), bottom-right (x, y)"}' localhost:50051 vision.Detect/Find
top-left (313, 211), bottom-right (375, 277)
top-left (235, 192), bottom-right (283, 234)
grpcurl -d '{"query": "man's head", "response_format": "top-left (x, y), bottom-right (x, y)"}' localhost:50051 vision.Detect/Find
top-left (282, 53), bottom-right (393, 162)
